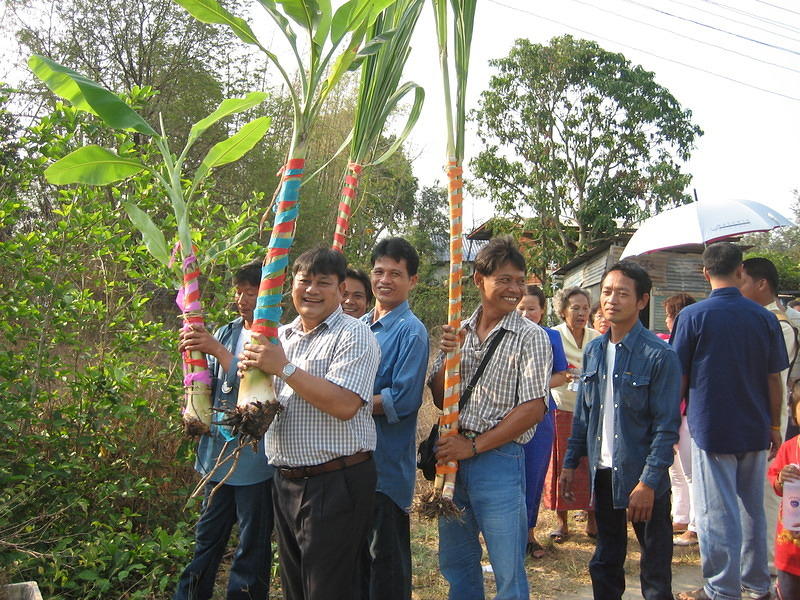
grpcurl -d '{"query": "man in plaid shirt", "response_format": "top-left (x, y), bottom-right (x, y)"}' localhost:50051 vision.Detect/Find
top-left (238, 247), bottom-right (380, 600)
top-left (430, 236), bottom-right (552, 600)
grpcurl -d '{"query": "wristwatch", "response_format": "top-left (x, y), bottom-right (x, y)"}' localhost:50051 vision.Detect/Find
top-left (279, 362), bottom-right (297, 381)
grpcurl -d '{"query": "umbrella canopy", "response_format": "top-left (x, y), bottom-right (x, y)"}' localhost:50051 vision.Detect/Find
top-left (620, 199), bottom-right (793, 259)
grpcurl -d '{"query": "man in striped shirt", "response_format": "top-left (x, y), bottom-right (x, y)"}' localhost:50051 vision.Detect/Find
top-left (430, 236), bottom-right (552, 600)
top-left (238, 247), bottom-right (380, 600)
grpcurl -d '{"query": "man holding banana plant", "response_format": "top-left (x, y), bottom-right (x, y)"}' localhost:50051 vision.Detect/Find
top-left (175, 261), bottom-right (274, 600)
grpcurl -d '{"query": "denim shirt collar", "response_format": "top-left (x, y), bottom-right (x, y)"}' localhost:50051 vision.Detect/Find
top-left (602, 319), bottom-right (645, 355)
top-left (363, 300), bottom-right (411, 332)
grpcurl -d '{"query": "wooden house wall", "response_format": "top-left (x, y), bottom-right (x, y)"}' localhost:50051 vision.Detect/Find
top-left (558, 246), bottom-right (710, 333)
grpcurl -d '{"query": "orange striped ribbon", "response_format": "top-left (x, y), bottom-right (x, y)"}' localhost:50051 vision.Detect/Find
top-left (437, 160), bottom-right (464, 475)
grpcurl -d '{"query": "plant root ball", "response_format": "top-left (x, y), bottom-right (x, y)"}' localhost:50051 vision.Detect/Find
top-left (216, 401), bottom-right (283, 447)
top-left (183, 416), bottom-right (210, 438)
top-left (414, 491), bottom-right (463, 521)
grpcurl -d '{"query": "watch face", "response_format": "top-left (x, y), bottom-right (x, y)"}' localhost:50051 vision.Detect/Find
top-left (282, 363), bottom-right (296, 379)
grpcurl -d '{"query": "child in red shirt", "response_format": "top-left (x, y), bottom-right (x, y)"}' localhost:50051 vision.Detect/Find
top-left (768, 380), bottom-right (800, 600)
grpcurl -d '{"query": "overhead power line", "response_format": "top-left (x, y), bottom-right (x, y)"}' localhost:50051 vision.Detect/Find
top-left (618, 0), bottom-right (800, 56)
top-left (698, 0), bottom-right (800, 35)
top-left (668, 0), bottom-right (800, 42)
top-left (485, 0), bottom-right (800, 102)
top-left (573, 0), bottom-right (800, 75)
top-left (752, 0), bottom-right (800, 18)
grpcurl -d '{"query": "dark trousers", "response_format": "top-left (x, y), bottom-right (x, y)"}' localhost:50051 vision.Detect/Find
top-left (590, 468), bottom-right (673, 600)
top-left (174, 479), bottom-right (274, 600)
top-left (359, 492), bottom-right (412, 600)
top-left (273, 458), bottom-right (377, 600)
top-left (777, 569), bottom-right (800, 600)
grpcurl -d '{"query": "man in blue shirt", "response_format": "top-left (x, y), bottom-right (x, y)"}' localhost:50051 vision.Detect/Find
top-left (175, 261), bottom-right (274, 600)
top-left (562, 261), bottom-right (681, 600)
top-left (671, 242), bottom-right (788, 600)
top-left (360, 237), bottom-right (429, 600)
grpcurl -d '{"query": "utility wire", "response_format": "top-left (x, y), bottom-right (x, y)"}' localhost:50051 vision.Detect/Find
top-left (668, 0), bottom-right (800, 42)
top-left (752, 0), bottom-right (800, 18)
top-left (698, 0), bottom-right (800, 35)
top-left (485, 0), bottom-right (800, 102)
top-left (618, 0), bottom-right (800, 56)
top-left (573, 0), bottom-right (800, 75)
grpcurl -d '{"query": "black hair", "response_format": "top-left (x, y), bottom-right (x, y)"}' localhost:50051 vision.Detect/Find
top-left (291, 246), bottom-right (347, 282)
top-left (703, 242), bottom-right (742, 278)
top-left (371, 237), bottom-right (419, 277)
top-left (345, 267), bottom-right (373, 304)
top-left (523, 284), bottom-right (546, 310)
top-left (742, 257), bottom-right (779, 295)
top-left (233, 259), bottom-right (262, 287)
top-left (603, 260), bottom-right (652, 299)
top-left (473, 235), bottom-right (526, 276)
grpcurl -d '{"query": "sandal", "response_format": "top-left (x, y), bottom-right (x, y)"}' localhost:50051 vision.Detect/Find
top-left (676, 588), bottom-right (711, 600)
top-left (526, 540), bottom-right (545, 559)
top-left (549, 529), bottom-right (569, 544)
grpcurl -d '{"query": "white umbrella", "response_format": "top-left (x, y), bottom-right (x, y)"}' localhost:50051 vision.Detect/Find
top-left (620, 199), bottom-right (794, 259)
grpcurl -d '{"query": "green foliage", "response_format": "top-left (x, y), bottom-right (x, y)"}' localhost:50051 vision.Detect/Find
top-left (472, 35), bottom-right (703, 272)
top-left (0, 90), bottom-right (263, 600)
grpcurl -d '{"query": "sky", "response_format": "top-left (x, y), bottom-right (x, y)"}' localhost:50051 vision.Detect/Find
top-left (5, 0), bottom-right (799, 235)
top-left (395, 0), bottom-right (800, 232)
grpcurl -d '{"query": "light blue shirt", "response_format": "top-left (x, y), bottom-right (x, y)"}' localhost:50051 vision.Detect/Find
top-left (195, 317), bottom-right (274, 485)
top-left (363, 301), bottom-right (429, 511)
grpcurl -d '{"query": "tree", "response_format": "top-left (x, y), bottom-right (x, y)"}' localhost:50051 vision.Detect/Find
top-left (472, 35), bottom-right (703, 267)
top-left (744, 192), bottom-right (800, 291)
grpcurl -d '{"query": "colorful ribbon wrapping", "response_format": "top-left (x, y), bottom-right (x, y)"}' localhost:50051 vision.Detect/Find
top-left (436, 161), bottom-right (464, 497)
top-left (174, 247), bottom-right (212, 431)
top-left (252, 158), bottom-right (305, 339)
top-left (332, 162), bottom-right (363, 253)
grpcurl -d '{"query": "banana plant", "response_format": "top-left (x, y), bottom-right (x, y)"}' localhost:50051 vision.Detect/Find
top-left (419, 0), bottom-right (477, 518)
top-left (29, 54), bottom-right (270, 437)
top-left (175, 0), bottom-right (404, 424)
top-left (330, 0), bottom-right (424, 252)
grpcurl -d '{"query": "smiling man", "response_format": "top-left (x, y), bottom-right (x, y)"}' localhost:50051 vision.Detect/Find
top-left (429, 236), bottom-right (552, 600)
top-left (360, 237), bottom-right (429, 600)
top-left (237, 246), bottom-right (380, 600)
top-left (561, 261), bottom-right (681, 600)
top-left (342, 267), bottom-right (372, 319)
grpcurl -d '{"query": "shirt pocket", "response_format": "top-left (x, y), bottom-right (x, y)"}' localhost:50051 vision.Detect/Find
top-left (621, 373), bottom-right (651, 409)
top-left (580, 369), bottom-right (599, 406)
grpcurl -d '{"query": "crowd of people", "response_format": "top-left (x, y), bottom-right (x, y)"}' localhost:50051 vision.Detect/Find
top-left (172, 237), bottom-right (800, 600)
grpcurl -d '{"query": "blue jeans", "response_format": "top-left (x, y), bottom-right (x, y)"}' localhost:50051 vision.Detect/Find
top-left (692, 441), bottom-right (769, 600)
top-left (174, 480), bottom-right (274, 600)
top-left (438, 442), bottom-right (528, 600)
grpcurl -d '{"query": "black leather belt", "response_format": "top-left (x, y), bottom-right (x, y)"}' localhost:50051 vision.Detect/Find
top-left (277, 451), bottom-right (372, 479)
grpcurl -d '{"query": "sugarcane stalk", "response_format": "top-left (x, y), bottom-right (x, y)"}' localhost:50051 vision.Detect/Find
top-left (417, 0), bottom-right (476, 519)
top-left (331, 162), bottom-right (363, 252)
top-left (233, 154), bottom-right (305, 440)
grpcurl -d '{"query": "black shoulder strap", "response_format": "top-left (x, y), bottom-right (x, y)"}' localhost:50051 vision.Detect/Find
top-left (458, 328), bottom-right (508, 411)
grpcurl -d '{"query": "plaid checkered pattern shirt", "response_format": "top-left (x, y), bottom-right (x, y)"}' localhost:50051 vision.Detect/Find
top-left (432, 307), bottom-right (552, 444)
top-left (265, 306), bottom-right (380, 467)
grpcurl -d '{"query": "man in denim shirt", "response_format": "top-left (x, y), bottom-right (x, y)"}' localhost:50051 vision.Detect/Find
top-left (175, 261), bottom-right (274, 600)
top-left (360, 237), bottom-right (429, 600)
top-left (562, 261), bottom-right (681, 600)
